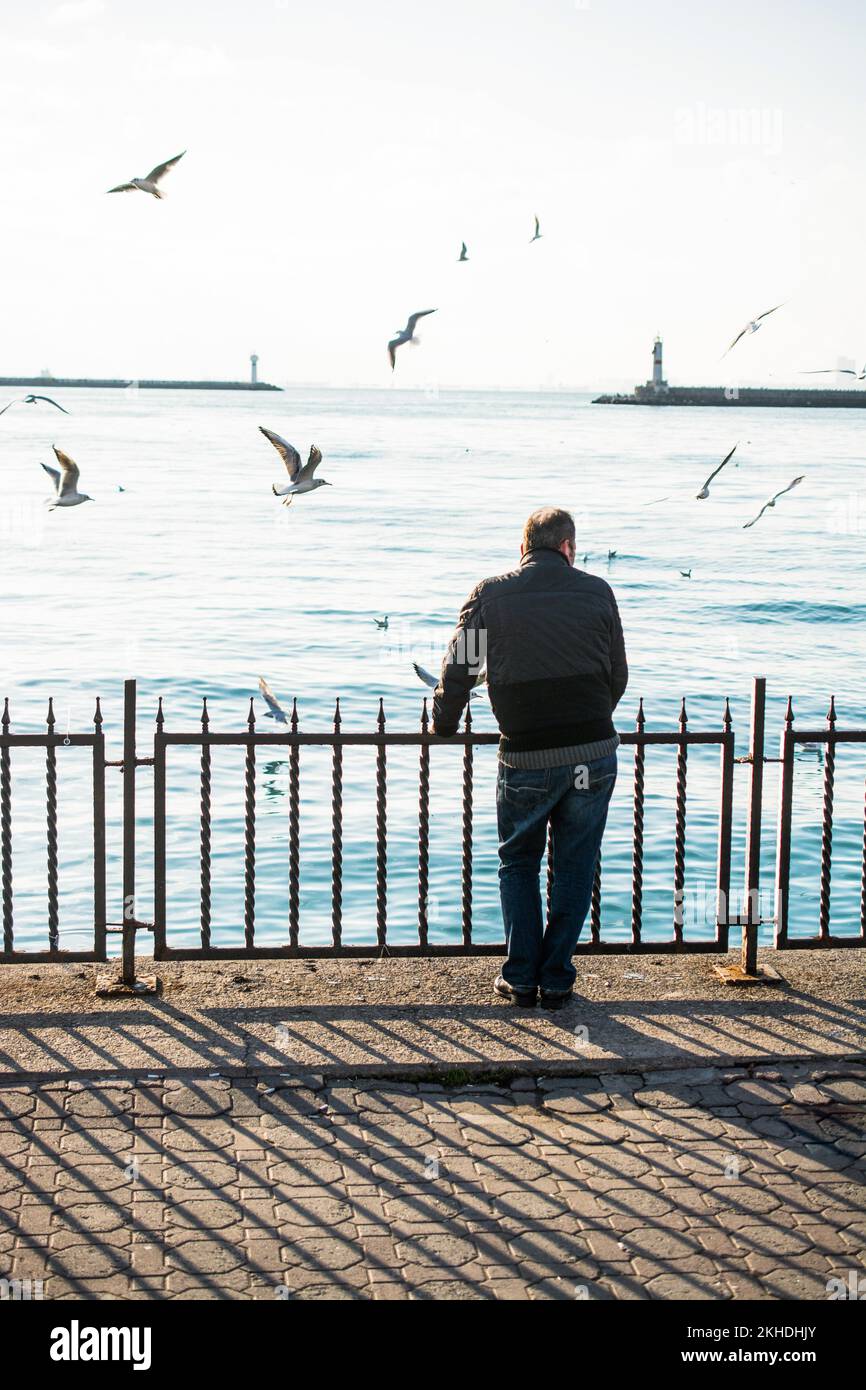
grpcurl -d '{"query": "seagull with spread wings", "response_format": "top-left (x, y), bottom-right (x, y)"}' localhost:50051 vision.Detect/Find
top-left (530, 216), bottom-right (542, 243)
top-left (723, 303), bottom-right (784, 357)
top-left (696, 444), bottom-right (739, 500)
top-left (41, 447), bottom-right (93, 510)
top-left (413, 662), bottom-right (486, 697)
top-left (743, 476), bottom-right (804, 529)
top-left (388, 310), bottom-right (437, 370)
top-left (107, 150), bottom-right (186, 199)
top-left (258, 676), bottom-right (288, 724)
top-left (0, 394), bottom-right (69, 416)
top-left (259, 426), bottom-right (330, 504)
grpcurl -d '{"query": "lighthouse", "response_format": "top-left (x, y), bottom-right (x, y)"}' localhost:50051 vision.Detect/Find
top-left (250, 353), bottom-right (259, 386)
top-left (648, 336), bottom-right (667, 393)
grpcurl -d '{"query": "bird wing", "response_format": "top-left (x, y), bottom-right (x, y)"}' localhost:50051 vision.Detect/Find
top-left (258, 676), bottom-right (287, 722)
top-left (801, 369), bottom-right (853, 376)
top-left (259, 426), bottom-right (301, 480)
top-left (296, 446), bottom-right (323, 483)
top-left (29, 395), bottom-right (69, 413)
top-left (106, 183), bottom-right (138, 193)
top-left (742, 501), bottom-right (771, 529)
top-left (771, 475), bottom-right (804, 504)
top-left (756, 303), bottom-right (784, 323)
top-left (405, 309), bottom-right (436, 335)
top-left (533, 216), bottom-right (540, 237)
top-left (413, 662), bottom-right (438, 690)
top-left (40, 462), bottom-right (61, 492)
top-left (145, 151), bottom-right (186, 185)
top-left (52, 447), bottom-right (80, 496)
top-left (460, 243), bottom-right (467, 257)
top-left (387, 339), bottom-right (399, 369)
top-left (723, 325), bottom-right (748, 356)
top-left (0, 399), bottom-right (20, 416)
top-left (700, 443), bottom-right (739, 491)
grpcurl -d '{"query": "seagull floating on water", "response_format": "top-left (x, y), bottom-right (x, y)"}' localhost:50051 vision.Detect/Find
top-left (258, 676), bottom-right (288, 724)
top-left (413, 662), bottom-right (486, 697)
top-left (388, 310), bottom-right (436, 370)
top-left (458, 242), bottom-right (468, 262)
top-left (259, 427), bottom-right (330, 504)
top-left (696, 444), bottom-right (739, 500)
top-left (107, 150), bottom-right (186, 199)
top-left (0, 394), bottom-right (69, 416)
top-left (743, 476), bottom-right (804, 529)
top-left (372, 616), bottom-right (389, 630)
top-left (530, 216), bottom-right (542, 243)
top-left (41, 447), bottom-right (93, 509)
top-left (723, 304), bottom-right (784, 357)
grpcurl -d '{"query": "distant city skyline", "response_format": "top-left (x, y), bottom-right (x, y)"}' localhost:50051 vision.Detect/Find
top-left (4, 0), bottom-right (866, 390)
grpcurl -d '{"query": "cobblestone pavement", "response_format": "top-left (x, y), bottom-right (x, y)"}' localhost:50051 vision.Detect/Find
top-left (1, 1061), bottom-right (865, 1300)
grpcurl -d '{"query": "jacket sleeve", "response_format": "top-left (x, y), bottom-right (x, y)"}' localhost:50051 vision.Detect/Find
top-left (432, 586), bottom-right (486, 736)
top-left (609, 594), bottom-right (628, 711)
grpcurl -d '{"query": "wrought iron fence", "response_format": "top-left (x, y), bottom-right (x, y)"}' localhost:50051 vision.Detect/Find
top-left (0, 677), bottom-right (864, 987)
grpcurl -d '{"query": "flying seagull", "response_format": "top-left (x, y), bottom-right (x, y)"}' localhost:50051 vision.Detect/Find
top-left (801, 365), bottom-right (866, 380)
top-left (372, 616), bottom-right (389, 630)
top-left (0, 393), bottom-right (69, 416)
top-left (413, 662), bottom-right (486, 697)
top-left (107, 150), bottom-right (186, 199)
top-left (388, 310), bottom-right (436, 370)
top-left (258, 676), bottom-right (288, 724)
top-left (530, 216), bottom-right (542, 243)
top-left (680, 570), bottom-right (692, 579)
top-left (723, 304), bottom-right (784, 357)
top-left (743, 476), bottom-right (804, 529)
top-left (259, 426), bottom-right (330, 504)
top-left (696, 444), bottom-right (739, 500)
top-left (458, 242), bottom-right (468, 262)
top-left (41, 447), bottom-right (93, 509)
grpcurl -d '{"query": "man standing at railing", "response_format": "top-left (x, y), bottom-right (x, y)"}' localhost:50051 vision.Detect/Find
top-left (432, 507), bottom-right (628, 1009)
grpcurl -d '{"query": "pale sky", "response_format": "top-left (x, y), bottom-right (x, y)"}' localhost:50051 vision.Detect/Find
top-left (4, 0), bottom-right (866, 389)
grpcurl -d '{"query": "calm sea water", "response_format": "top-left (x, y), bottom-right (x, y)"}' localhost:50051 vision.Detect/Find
top-left (2, 386), bottom-right (865, 954)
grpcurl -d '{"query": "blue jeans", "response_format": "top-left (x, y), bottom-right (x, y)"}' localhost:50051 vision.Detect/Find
top-left (496, 753), bottom-right (617, 994)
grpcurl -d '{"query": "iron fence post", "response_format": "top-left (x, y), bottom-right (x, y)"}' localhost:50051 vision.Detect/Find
top-left (122, 678), bottom-right (137, 987)
top-left (742, 676), bottom-right (765, 975)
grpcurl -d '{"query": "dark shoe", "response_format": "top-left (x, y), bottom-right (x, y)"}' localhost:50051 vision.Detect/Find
top-left (539, 988), bottom-right (574, 1011)
top-left (494, 975), bottom-right (537, 1008)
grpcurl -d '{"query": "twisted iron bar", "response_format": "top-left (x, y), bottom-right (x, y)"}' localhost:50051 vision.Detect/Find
top-left (376, 698), bottom-right (387, 950)
top-left (199, 698), bottom-right (212, 949)
top-left (631, 698), bottom-right (646, 943)
top-left (243, 697), bottom-right (256, 949)
top-left (673, 697), bottom-right (688, 941)
top-left (590, 850), bottom-right (602, 941)
top-left (289, 698), bottom-right (300, 949)
top-left (46, 698), bottom-right (59, 951)
top-left (331, 699), bottom-right (343, 948)
top-left (819, 696), bottom-right (836, 939)
top-left (546, 824), bottom-right (553, 931)
top-left (461, 705), bottom-right (473, 948)
top-left (1, 699), bottom-right (12, 954)
top-left (418, 700), bottom-right (430, 948)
